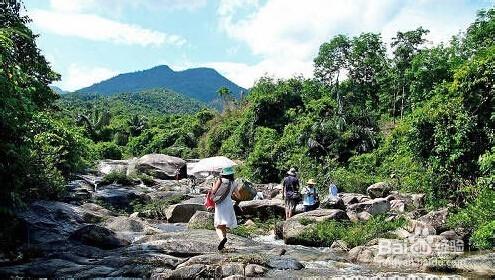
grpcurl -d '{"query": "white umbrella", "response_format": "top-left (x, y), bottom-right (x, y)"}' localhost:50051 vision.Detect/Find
top-left (189, 156), bottom-right (237, 175)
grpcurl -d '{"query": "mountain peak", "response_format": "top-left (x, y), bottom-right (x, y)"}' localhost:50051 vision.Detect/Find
top-left (76, 65), bottom-right (246, 104)
top-left (149, 65), bottom-right (174, 73)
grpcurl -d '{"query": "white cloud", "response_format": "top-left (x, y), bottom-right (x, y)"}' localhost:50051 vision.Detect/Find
top-left (49, 0), bottom-right (207, 13)
top-left (216, 0), bottom-right (488, 88)
top-left (62, 64), bottom-right (117, 91)
top-left (30, 9), bottom-right (186, 47)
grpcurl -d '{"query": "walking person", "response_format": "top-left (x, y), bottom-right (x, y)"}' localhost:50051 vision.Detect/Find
top-left (302, 179), bottom-right (319, 212)
top-left (210, 166), bottom-right (237, 250)
top-left (282, 168), bottom-right (300, 220)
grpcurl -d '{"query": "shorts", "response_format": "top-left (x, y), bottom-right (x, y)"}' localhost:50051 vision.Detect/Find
top-left (285, 198), bottom-right (297, 213)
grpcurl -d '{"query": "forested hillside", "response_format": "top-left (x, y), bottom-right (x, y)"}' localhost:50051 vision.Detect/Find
top-left (0, 0), bottom-right (493, 252)
top-left (197, 9), bottom-right (494, 247)
top-left (76, 65), bottom-right (246, 104)
top-left (59, 88), bottom-right (206, 116)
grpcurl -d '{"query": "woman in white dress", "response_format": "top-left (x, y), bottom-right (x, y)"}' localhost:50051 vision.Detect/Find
top-left (211, 166), bottom-right (237, 250)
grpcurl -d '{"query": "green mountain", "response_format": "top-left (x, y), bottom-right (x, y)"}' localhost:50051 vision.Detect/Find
top-left (50, 85), bottom-right (67, 95)
top-left (59, 88), bottom-right (206, 116)
top-left (76, 65), bottom-right (246, 104)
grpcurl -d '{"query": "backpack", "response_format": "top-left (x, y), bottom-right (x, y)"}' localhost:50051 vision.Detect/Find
top-left (212, 179), bottom-right (233, 204)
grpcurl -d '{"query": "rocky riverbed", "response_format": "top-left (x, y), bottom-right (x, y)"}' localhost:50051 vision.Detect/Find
top-left (1, 155), bottom-right (493, 279)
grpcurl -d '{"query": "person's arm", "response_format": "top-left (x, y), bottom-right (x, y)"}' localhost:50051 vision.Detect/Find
top-left (302, 187), bottom-right (308, 195)
top-left (211, 178), bottom-right (221, 194)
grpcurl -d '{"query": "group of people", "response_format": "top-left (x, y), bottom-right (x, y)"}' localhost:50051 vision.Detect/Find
top-left (208, 166), bottom-right (334, 250)
top-left (282, 168), bottom-right (321, 219)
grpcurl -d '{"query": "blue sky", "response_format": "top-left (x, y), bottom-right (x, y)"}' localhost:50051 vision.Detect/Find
top-left (24, 0), bottom-right (494, 91)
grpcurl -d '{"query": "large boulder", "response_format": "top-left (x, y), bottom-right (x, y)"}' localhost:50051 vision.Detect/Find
top-left (406, 219), bottom-right (437, 237)
top-left (136, 154), bottom-right (186, 179)
top-left (338, 193), bottom-right (370, 206)
top-left (266, 256), bottom-right (304, 270)
top-left (320, 196), bottom-right (345, 210)
top-left (283, 209), bottom-right (349, 245)
top-left (97, 159), bottom-right (129, 175)
top-left (15, 200), bottom-right (109, 244)
top-left (347, 198), bottom-right (391, 215)
top-left (366, 182), bottom-right (391, 199)
top-left (134, 229), bottom-right (260, 256)
top-left (93, 184), bottom-right (150, 211)
top-left (418, 208), bottom-right (449, 233)
top-left (104, 216), bottom-right (160, 237)
top-left (166, 201), bottom-right (206, 223)
top-left (69, 225), bottom-right (129, 249)
top-left (188, 211), bottom-right (214, 230)
top-left (239, 199), bottom-right (285, 219)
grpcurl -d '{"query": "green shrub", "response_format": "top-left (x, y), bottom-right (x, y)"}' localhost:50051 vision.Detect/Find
top-left (300, 215), bottom-right (406, 247)
top-left (231, 217), bottom-right (282, 238)
top-left (449, 187), bottom-right (495, 249)
top-left (471, 221), bottom-right (495, 249)
top-left (132, 194), bottom-right (186, 218)
top-left (95, 142), bottom-right (122, 160)
top-left (100, 171), bottom-right (134, 185)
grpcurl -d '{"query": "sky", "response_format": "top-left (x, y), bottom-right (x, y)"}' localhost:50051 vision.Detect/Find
top-left (24, 0), bottom-right (494, 91)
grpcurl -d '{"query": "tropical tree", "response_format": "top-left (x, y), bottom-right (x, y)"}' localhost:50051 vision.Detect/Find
top-left (391, 27), bottom-right (429, 120)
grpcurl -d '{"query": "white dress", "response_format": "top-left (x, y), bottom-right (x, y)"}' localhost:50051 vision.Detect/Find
top-left (214, 178), bottom-right (238, 228)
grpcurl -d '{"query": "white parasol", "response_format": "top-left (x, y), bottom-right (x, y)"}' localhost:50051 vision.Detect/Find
top-left (189, 156), bottom-right (237, 176)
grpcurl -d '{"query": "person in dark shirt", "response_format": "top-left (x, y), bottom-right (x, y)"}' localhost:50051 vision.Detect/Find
top-left (282, 168), bottom-right (300, 219)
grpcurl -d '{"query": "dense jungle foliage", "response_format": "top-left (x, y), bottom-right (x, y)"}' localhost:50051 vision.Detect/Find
top-left (0, 0), bottom-right (493, 248)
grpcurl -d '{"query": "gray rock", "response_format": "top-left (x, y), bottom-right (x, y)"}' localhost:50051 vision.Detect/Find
top-left (188, 211), bottom-right (214, 229)
top-left (151, 264), bottom-right (207, 279)
top-left (223, 275), bottom-right (245, 280)
top-left (166, 202), bottom-right (206, 223)
top-left (347, 198), bottom-right (391, 215)
top-left (221, 262), bottom-right (245, 277)
top-left (136, 154), bottom-right (186, 179)
top-left (418, 208), bottom-right (449, 233)
top-left (390, 199), bottom-right (406, 213)
top-left (411, 193), bottom-right (425, 208)
top-left (367, 182), bottom-right (391, 198)
top-left (16, 201), bottom-right (96, 244)
top-left (321, 196), bottom-right (345, 210)
top-left (134, 229), bottom-right (259, 257)
top-left (94, 184), bottom-right (150, 211)
top-left (104, 216), bottom-right (159, 235)
top-left (245, 264), bottom-right (268, 277)
top-left (330, 240), bottom-right (349, 251)
top-left (406, 219), bottom-right (437, 237)
top-left (447, 252), bottom-right (495, 275)
top-left (97, 159), bottom-right (129, 175)
top-left (439, 230), bottom-right (461, 241)
top-left (339, 193), bottom-right (370, 205)
top-left (239, 199), bottom-right (285, 219)
top-left (267, 256), bottom-right (304, 270)
top-left (69, 224), bottom-right (129, 249)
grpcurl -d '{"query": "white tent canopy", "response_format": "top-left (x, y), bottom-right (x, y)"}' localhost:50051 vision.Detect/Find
top-left (189, 156), bottom-right (237, 176)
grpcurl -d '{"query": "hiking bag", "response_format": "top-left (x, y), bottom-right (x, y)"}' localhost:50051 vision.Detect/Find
top-left (232, 178), bottom-right (257, 201)
top-left (212, 179), bottom-right (233, 203)
top-left (204, 190), bottom-right (215, 209)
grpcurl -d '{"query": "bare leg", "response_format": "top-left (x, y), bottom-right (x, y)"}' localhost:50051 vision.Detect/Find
top-left (215, 226), bottom-right (225, 240)
top-left (216, 225), bottom-right (228, 250)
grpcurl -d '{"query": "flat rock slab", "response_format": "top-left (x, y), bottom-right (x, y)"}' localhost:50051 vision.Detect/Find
top-left (239, 199), bottom-right (285, 218)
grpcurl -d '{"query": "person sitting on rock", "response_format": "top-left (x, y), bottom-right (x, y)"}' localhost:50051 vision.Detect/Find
top-left (210, 166), bottom-right (238, 250)
top-left (302, 179), bottom-right (319, 212)
top-left (282, 168), bottom-right (300, 219)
